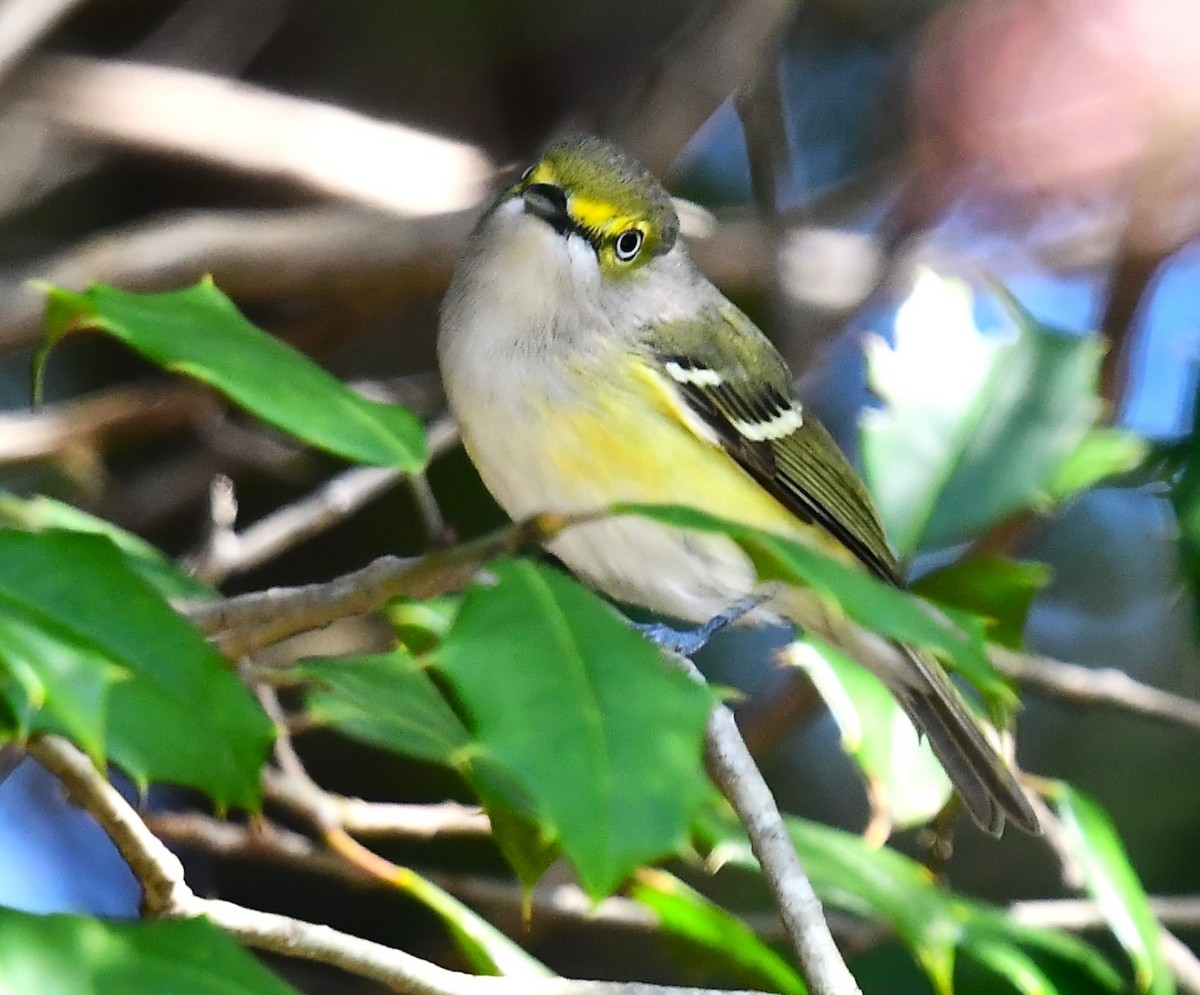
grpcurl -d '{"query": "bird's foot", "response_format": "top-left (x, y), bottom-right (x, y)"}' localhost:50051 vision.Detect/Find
top-left (634, 594), bottom-right (766, 656)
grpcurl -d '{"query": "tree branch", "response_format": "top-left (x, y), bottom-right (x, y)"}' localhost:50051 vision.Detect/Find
top-left (12, 55), bottom-right (492, 216)
top-left (30, 733), bottom-right (771, 995)
top-left (989, 645), bottom-right (1200, 733)
top-left (184, 414), bottom-right (460, 584)
top-left (676, 657), bottom-right (861, 995)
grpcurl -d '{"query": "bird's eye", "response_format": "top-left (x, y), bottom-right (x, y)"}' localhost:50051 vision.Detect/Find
top-left (614, 228), bottom-right (644, 262)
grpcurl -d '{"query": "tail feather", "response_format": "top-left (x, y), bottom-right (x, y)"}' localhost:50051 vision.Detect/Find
top-left (891, 647), bottom-right (1040, 836)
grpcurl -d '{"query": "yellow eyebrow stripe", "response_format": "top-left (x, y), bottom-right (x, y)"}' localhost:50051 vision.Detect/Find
top-left (568, 194), bottom-right (636, 236)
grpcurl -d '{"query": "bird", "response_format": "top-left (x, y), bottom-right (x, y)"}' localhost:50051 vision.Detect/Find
top-left (437, 131), bottom-right (1039, 836)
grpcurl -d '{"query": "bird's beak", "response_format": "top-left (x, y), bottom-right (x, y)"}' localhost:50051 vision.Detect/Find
top-left (521, 182), bottom-right (571, 234)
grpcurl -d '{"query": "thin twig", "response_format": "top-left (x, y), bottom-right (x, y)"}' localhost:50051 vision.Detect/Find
top-left (989, 646), bottom-right (1200, 733)
top-left (30, 733), bottom-right (770, 995)
top-left (264, 769), bottom-right (491, 839)
top-left (675, 657), bottom-right (861, 995)
top-left (616, 0), bottom-right (801, 174)
top-left (1010, 896), bottom-right (1200, 931)
top-left (12, 55), bottom-right (493, 216)
top-left (184, 415), bottom-right (460, 584)
top-left (1163, 931), bottom-right (1200, 995)
top-left (180, 514), bottom-right (576, 658)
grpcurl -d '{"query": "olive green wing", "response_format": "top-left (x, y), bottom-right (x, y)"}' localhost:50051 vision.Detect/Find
top-left (641, 306), bottom-right (901, 585)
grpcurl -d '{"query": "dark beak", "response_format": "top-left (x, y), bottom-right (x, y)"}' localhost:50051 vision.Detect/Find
top-left (522, 182), bottom-right (571, 234)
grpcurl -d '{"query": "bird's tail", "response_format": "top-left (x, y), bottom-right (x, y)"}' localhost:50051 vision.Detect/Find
top-left (890, 645), bottom-right (1040, 836)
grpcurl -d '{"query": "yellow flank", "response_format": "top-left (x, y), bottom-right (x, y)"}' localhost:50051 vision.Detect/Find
top-left (531, 351), bottom-right (855, 564)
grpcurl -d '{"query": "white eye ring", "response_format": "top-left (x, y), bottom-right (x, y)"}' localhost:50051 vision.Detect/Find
top-left (519, 165), bottom-right (535, 184)
top-left (614, 228), bottom-right (643, 262)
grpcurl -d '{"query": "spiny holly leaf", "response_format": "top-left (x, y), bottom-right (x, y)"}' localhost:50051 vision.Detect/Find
top-left (432, 559), bottom-right (715, 899)
top-left (614, 502), bottom-right (1009, 703)
top-left (787, 636), bottom-right (951, 832)
top-left (36, 281), bottom-right (425, 470)
top-left (700, 809), bottom-right (1124, 995)
top-left (861, 269), bottom-right (1106, 557)
top-left (913, 557), bottom-right (1052, 650)
top-left (1051, 783), bottom-right (1172, 995)
top-left (0, 492), bottom-right (214, 601)
top-left (0, 528), bottom-right (271, 808)
top-left (0, 908), bottom-right (299, 994)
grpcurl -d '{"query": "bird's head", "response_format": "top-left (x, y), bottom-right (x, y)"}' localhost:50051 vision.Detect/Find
top-left (510, 133), bottom-right (681, 279)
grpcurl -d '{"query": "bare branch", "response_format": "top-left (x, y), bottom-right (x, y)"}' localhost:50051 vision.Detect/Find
top-left (12, 55), bottom-right (493, 216)
top-left (181, 515), bottom-right (576, 657)
top-left (27, 735), bottom-right (192, 917)
top-left (32, 733), bottom-right (772, 995)
top-left (616, 0), bottom-right (800, 174)
top-left (989, 645), bottom-right (1200, 733)
top-left (0, 380), bottom-right (218, 465)
top-left (1010, 895), bottom-right (1200, 931)
top-left (184, 415), bottom-right (459, 584)
top-left (0, 202), bottom-right (477, 354)
top-left (264, 769), bottom-right (491, 840)
top-left (0, 0), bottom-right (87, 86)
top-left (674, 657), bottom-right (861, 995)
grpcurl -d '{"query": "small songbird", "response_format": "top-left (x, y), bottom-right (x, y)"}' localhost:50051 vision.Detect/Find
top-left (438, 132), bottom-right (1038, 835)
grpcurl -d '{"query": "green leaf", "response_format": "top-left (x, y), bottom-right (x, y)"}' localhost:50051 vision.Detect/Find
top-left (299, 650), bottom-right (470, 765)
top-left (1047, 429), bottom-right (1149, 502)
top-left (1051, 783), bottom-right (1171, 994)
top-left (0, 492), bottom-right (214, 601)
top-left (37, 281), bottom-right (426, 471)
top-left (387, 595), bottom-right (461, 654)
top-left (629, 870), bottom-right (806, 994)
top-left (788, 637), bottom-right (951, 831)
top-left (432, 559), bottom-right (714, 899)
top-left (912, 557), bottom-right (1052, 650)
top-left (0, 909), bottom-right (300, 994)
top-left (614, 503), bottom-right (1009, 702)
top-left (861, 270), bottom-right (1105, 556)
top-left (296, 648), bottom-right (556, 891)
top-left (0, 529), bottom-right (272, 808)
top-left (395, 869), bottom-right (552, 977)
top-left (967, 940), bottom-right (1060, 995)
top-left (699, 810), bottom-right (1124, 995)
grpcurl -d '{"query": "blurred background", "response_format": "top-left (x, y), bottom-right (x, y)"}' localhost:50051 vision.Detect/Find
top-left (0, 0), bottom-right (1198, 991)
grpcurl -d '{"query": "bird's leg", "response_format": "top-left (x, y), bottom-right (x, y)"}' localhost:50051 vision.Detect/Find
top-left (634, 593), bottom-right (767, 657)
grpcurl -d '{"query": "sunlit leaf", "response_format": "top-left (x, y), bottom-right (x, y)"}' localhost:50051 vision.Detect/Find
top-left (432, 559), bottom-right (714, 899)
top-left (787, 637), bottom-right (951, 831)
top-left (861, 270), bottom-right (1105, 556)
top-left (630, 870), bottom-right (806, 994)
top-left (0, 908), bottom-right (299, 994)
top-left (1047, 429), bottom-right (1149, 502)
top-left (699, 809), bottom-right (1124, 995)
top-left (0, 493), bottom-right (214, 601)
top-left (37, 281), bottom-right (426, 470)
top-left (0, 529), bottom-right (271, 808)
top-left (1051, 783), bottom-right (1171, 994)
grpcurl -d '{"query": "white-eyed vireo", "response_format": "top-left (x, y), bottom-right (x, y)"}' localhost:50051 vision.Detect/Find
top-left (438, 132), bottom-right (1038, 836)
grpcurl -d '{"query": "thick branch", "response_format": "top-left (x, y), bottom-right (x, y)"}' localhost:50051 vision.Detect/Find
top-left (12, 55), bottom-right (492, 216)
